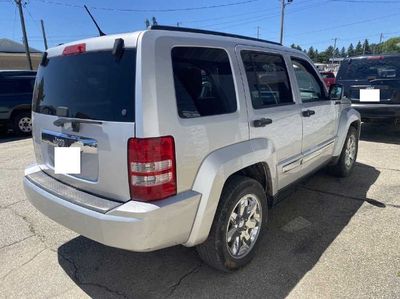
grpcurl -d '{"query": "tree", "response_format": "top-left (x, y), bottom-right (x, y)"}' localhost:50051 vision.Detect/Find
top-left (308, 46), bottom-right (316, 60)
top-left (340, 46), bottom-right (347, 57)
top-left (363, 39), bottom-right (372, 54)
top-left (334, 47), bottom-right (340, 58)
top-left (381, 37), bottom-right (400, 53)
top-left (347, 43), bottom-right (355, 57)
top-left (355, 41), bottom-right (363, 55)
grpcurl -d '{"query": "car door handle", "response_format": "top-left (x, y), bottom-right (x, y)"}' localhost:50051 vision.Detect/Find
top-left (302, 110), bottom-right (315, 117)
top-left (253, 118), bottom-right (273, 127)
top-left (334, 100), bottom-right (341, 105)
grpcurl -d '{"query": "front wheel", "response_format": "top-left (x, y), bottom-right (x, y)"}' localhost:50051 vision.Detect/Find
top-left (196, 175), bottom-right (268, 272)
top-left (330, 126), bottom-right (358, 177)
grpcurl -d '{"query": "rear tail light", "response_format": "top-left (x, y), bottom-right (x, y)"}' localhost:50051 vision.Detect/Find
top-left (63, 43), bottom-right (86, 56)
top-left (128, 136), bottom-right (176, 201)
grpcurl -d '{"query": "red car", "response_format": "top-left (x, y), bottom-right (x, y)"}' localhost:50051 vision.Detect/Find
top-left (320, 71), bottom-right (336, 88)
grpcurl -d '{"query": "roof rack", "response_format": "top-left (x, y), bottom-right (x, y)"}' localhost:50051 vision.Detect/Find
top-left (148, 25), bottom-right (282, 46)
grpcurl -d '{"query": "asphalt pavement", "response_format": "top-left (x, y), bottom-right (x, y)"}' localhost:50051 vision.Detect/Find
top-left (0, 123), bottom-right (399, 298)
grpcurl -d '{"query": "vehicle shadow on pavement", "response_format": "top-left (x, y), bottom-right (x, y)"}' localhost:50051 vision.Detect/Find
top-left (360, 123), bottom-right (400, 145)
top-left (57, 162), bottom-right (381, 298)
top-left (0, 131), bottom-right (30, 144)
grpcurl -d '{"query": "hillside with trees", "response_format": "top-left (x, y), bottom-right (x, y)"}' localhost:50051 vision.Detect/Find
top-left (290, 37), bottom-right (400, 63)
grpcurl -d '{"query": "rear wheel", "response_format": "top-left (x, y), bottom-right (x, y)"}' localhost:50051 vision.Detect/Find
top-left (330, 126), bottom-right (358, 177)
top-left (196, 175), bottom-right (267, 272)
top-left (12, 111), bottom-right (32, 135)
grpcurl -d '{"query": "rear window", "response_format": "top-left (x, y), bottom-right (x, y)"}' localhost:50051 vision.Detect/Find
top-left (337, 56), bottom-right (400, 81)
top-left (33, 49), bottom-right (136, 122)
top-left (171, 47), bottom-right (237, 118)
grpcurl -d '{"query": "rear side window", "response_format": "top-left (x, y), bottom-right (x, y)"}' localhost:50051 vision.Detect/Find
top-left (33, 49), bottom-right (136, 122)
top-left (0, 78), bottom-right (34, 95)
top-left (172, 47), bottom-right (237, 118)
top-left (241, 51), bottom-right (293, 109)
top-left (292, 58), bottom-right (327, 102)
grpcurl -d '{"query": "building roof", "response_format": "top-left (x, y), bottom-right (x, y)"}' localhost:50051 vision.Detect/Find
top-left (0, 38), bottom-right (41, 53)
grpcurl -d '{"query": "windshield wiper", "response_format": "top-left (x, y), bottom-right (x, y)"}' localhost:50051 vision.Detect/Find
top-left (53, 118), bottom-right (102, 132)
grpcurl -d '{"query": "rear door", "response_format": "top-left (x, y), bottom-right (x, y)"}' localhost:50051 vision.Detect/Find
top-left (236, 46), bottom-right (303, 189)
top-left (290, 56), bottom-right (338, 173)
top-left (32, 41), bottom-right (137, 202)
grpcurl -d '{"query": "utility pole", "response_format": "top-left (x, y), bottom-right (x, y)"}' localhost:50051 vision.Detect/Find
top-left (280, 0), bottom-right (293, 44)
top-left (331, 37), bottom-right (337, 66)
top-left (40, 19), bottom-right (48, 50)
top-left (379, 33), bottom-right (384, 44)
top-left (15, 0), bottom-right (32, 70)
top-left (257, 26), bottom-right (260, 39)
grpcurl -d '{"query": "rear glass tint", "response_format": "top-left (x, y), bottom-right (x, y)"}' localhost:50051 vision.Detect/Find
top-left (172, 47), bottom-right (237, 118)
top-left (33, 49), bottom-right (136, 122)
top-left (337, 56), bottom-right (400, 81)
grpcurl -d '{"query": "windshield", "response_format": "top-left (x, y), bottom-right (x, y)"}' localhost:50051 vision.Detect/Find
top-left (337, 56), bottom-right (400, 81)
top-left (33, 49), bottom-right (136, 122)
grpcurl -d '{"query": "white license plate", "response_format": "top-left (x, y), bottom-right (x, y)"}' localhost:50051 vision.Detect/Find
top-left (360, 89), bottom-right (380, 102)
top-left (54, 147), bottom-right (81, 174)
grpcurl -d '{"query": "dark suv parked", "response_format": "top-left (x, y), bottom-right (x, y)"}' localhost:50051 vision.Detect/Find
top-left (0, 70), bottom-right (36, 134)
top-left (336, 55), bottom-right (400, 123)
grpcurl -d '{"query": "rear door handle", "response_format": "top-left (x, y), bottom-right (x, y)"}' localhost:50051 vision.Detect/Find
top-left (253, 118), bottom-right (273, 127)
top-left (302, 110), bottom-right (315, 117)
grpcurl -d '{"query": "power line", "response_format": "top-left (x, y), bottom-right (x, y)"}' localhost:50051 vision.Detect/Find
top-left (328, 0), bottom-right (399, 3)
top-left (32, 0), bottom-right (260, 12)
top-left (286, 10), bottom-right (400, 38)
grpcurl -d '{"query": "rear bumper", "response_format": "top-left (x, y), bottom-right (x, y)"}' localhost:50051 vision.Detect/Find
top-left (352, 103), bottom-right (400, 120)
top-left (24, 165), bottom-right (201, 252)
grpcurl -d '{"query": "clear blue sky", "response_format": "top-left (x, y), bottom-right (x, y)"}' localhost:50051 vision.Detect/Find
top-left (1, 0), bottom-right (399, 52)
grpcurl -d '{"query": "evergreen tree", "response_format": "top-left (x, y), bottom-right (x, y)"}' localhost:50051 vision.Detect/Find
top-left (340, 46), bottom-right (347, 57)
top-left (347, 43), bottom-right (355, 57)
top-left (363, 39), bottom-right (372, 54)
top-left (308, 46), bottom-right (316, 60)
top-left (334, 47), bottom-right (340, 58)
top-left (355, 41), bottom-right (363, 55)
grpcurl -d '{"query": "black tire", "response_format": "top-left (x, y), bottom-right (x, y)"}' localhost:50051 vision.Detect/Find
top-left (12, 111), bottom-right (32, 135)
top-left (196, 175), bottom-right (268, 272)
top-left (330, 126), bottom-right (358, 177)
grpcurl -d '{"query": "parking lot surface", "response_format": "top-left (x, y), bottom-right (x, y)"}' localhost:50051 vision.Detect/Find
top-left (0, 123), bottom-right (399, 299)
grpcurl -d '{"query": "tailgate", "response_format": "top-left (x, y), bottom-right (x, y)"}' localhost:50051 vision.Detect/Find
top-left (32, 43), bottom-right (137, 202)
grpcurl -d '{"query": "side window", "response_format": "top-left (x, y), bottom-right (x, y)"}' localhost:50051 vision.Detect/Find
top-left (292, 58), bottom-right (327, 102)
top-left (241, 51), bottom-right (293, 109)
top-left (171, 47), bottom-right (237, 119)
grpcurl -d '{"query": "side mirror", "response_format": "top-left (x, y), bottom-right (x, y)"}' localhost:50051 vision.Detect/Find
top-left (329, 84), bottom-right (344, 101)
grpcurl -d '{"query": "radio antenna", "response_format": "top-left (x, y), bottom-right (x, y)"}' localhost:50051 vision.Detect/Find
top-left (84, 5), bottom-right (106, 36)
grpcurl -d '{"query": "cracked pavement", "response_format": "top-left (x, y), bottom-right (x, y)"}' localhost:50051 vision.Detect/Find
top-left (0, 123), bottom-right (399, 298)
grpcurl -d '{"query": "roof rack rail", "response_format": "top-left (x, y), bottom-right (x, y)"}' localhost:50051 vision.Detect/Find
top-left (148, 25), bottom-right (282, 46)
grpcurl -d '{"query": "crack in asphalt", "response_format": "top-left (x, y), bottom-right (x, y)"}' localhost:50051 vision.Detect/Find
top-left (56, 250), bottom-right (129, 299)
top-left (300, 186), bottom-right (398, 208)
top-left (167, 264), bottom-right (202, 298)
top-left (357, 164), bottom-right (400, 173)
top-left (0, 235), bottom-right (34, 250)
top-left (0, 247), bottom-right (47, 281)
top-left (0, 200), bottom-right (26, 209)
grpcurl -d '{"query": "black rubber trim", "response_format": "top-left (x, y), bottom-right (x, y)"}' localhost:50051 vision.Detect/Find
top-left (26, 171), bottom-right (122, 214)
top-left (149, 25), bottom-right (282, 46)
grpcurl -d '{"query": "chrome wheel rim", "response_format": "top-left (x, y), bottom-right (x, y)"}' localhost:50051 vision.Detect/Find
top-left (226, 194), bottom-right (262, 258)
top-left (344, 134), bottom-right (356, 168)
top-left (18, 117), bottom-right (32, 133)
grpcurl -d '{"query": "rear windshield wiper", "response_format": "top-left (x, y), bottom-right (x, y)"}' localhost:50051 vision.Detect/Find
top-left (53, 118), bottom-right (102, 132)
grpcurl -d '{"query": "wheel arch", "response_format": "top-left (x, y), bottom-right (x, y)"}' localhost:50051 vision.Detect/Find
top-left (184, 138), bottom-right (276, 247)
top-left (333, 107), bottom-right (361, 157)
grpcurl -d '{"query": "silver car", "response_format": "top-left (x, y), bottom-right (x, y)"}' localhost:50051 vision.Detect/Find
top-left (24, 25), bottom-right (360, 271)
